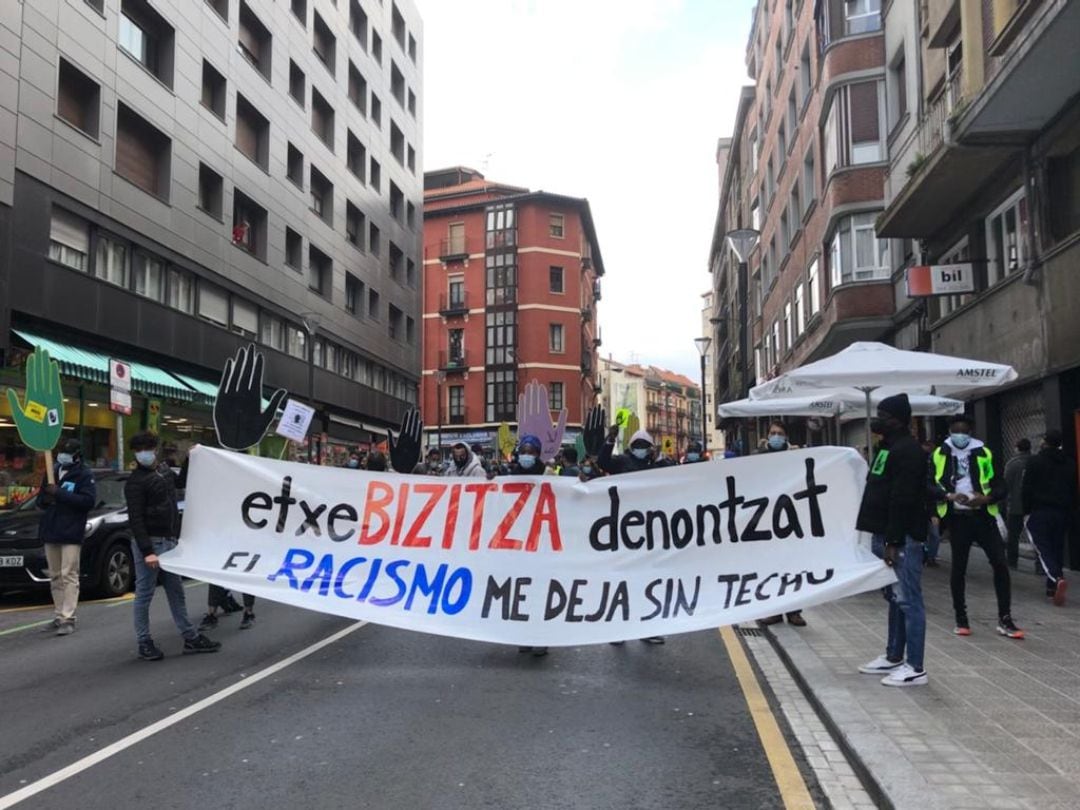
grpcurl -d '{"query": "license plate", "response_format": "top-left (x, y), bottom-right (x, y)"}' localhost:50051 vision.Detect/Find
top-left (0, 555), bottom-right (24, 567)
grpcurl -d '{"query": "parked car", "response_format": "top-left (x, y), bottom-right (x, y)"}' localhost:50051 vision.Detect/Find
top-left (0, 470), bottom-right (184, 598)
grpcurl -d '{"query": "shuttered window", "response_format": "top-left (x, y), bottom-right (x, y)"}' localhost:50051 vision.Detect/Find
top-left (235, 94), bottom-right (268, 169)
top-left (48, 208), bottom-right (90, 271)
top-left (198, 283), bottom-right (229, 326)
top-left (232, 298), bottom-right (258, 337)
top-left (115, 104), bottom-right (169, 198)
top-left (57, 60), bottom-right (100, 136)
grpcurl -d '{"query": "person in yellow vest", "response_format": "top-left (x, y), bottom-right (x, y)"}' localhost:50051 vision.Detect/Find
top-left (930, 415), bottom-right (1023, 639)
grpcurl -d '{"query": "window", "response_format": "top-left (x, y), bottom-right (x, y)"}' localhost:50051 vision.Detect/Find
top-left (119, 0), bottom-right (174, 87)
top-left (348, 62), bottom-right (367, 114)
top-left (287, 143), bottom-right (304, 187)
top-left (370, 92), bottom-right (381, 128)
top-left (549, 213), bottom-right (564, 238)
top-left (308, 244), bottom-right (331, 296)
top-left (349, 0), bottom-right (367, 48)
top-left (449, 386), bottom-right (464, 420)
top-left (235, 93), bottom-right (269, 170)
top-left (345, 201), bottom-right (364, 248)
top-left (392, 4), bottom-right (406, 47)
top-left (786, 89), bottom-right (797, 147)
top-left (388, 304), bottom-right (403, 340)
top-left (549, 266), bottom-right (564, 293)
top-left (824, 81), bottom-right (884, 172)
top-left (167, 267), bottom-right (194, 313)
top-left (406, 201), bottom-right (416, 229)
top-left (830, 212), bottom-right (889, 285)
top-left (783, 301), bottom-right (793, 352)
top-left (285, 227), bottom-right (302, 269)
top-left (780, 208), bottom-right (790, 251)
top-left (238, 1), bottom-right (271, 79)
top-left (289, 60), bottom-right (305, 107)
top-left (750, 198), bottom-right (761, 231)
top-left (312, 11), bottom-right (336, 75)
top-left (311, 89), bottom-right (335, 150)
top-left (485, 310), bottom-right (516, 365)
top-left (549, 323), bottom-right (564, 353)
top-left (765, 157), bottom-right (775, 203)
top-left (807, 258), bottom-right (821, 317)
top-left (198, 282), bottom-right (228, 326)
top-left (790, 188), bottom-right (801, 238)
top-left (368, 287), bottom-right (380, 319)
top-left (232, 189), bottom-right (267, 260)
top-left (345, 273), bottom-right (362, 314)
top-left (389, 242), bottom-right (404, 280)
top-left (799, 40), bottom-right (811, 103)
top-left (844, 0), bottom-right (881, 35)
top-left (115, 103), bottom-right (171, 199)
top-left (408, 89), bottom-right (416, 117)
top-left (406, 258), bottom-right (416, 288)
top-left (231, 298), bottom-right (258, 338)
top-left (369, 222), bottom-right (381, 255)
top-left (57, 59), bottom-right (100, 137)
top-left (777, 120), bottom-right (787, 160)
top-left (290, 0), bottom-right (306, 26)
top-left (204, 0), bottom-right (227, 20)
top-left (372, 30), bottom-right (382, 64)
top-left (389, 182), bottom-right (403, 221)
top-left (448, 277), bottom-right (465, 308)
top-left (48, 208), bottom-right (90, 271)
top-left (369, 157), bottom-right (381, 191)
top-left (486, 369), bottom-right (517, 422)
top-left (485, 252), bottom-right (517, 305)
top-left (200, 60), bottom-right (226, 119)
top-left (309, 166), bottom-right (333, 223)
top-left (889, 51), bottom-right (907, 130)
top-left (390, 121), bottom-right (404, 164)
top-left (347, 131), bottom-right (365, 181)
top-left (802, 148), bottom-right (815, 212)
top-left (748, 127), bottom-right (759, 172)
top-left (391, 62), bottom-right (405, 106)
top-left (794, 281), bottom-right (806, 335)
top-left (133, 251), bottom-right (166, 301)
top-left (985, 189), bottom-right (1027, 286)
top-left (1047, 143), bottom-right (1080, 243)
top-left (549, 382), bottom-right (564, 412)
top-left (406, 316), bottom-right (416, 345)
top-left (408, 34), bottom-right (417, 63)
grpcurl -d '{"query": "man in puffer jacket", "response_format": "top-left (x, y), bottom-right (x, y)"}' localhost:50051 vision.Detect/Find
top-left (37, 438), bottom-right (96, 636)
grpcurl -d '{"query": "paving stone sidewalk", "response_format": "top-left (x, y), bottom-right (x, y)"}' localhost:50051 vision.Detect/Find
top-left (764, 544), bottom-right (1080, 810)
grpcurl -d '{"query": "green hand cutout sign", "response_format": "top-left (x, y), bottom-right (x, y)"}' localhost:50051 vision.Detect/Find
top-left (6, 346), bottom-right (65, 452)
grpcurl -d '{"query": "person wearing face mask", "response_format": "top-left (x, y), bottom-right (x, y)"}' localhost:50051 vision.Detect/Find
top-left (442, 441), bottom-right (487, 478)
top-left (578, 455), bottom-right (602, 481)
top-left (930, 415), bottom-right (1022, 640)
top-left (1021, 429), bottom-right (1077, 606)
top-left (345, 451), bottom-right (363, 470)
top-left (854, 394), bottom-right (930, 686)
top-left (755, 422), bottom-right (806, 628)
top-left (36, 438), bottom-right (96, 636)
top-left (682, 440), bottom-right (706, 464)
top-left (125, 432), bottom-right (221, 661)
top-left (412, 448), bottom-right (445, 475)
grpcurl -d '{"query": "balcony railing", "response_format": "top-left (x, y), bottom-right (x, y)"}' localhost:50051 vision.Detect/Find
top-left (434, 236), bottom-right (474, 262)
top-left (438, 350), bottom-right (470, 372)
top-left (915, 68), bottom-right (965, 164)
top-left (438, 291), bottom-right (470, 317)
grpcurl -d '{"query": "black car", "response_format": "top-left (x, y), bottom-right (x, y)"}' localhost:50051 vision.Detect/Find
top-left (0, 470), bottom-right (182, 598)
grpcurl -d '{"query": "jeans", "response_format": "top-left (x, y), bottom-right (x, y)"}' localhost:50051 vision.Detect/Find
top-left (132, 538), bottom-right (196, 644)
top-left (925, 520), bottom-right (941, 561)
top-left (872, 534), bottom-right (926, 672)
top-left (948, 511), bottom-right (1011, 621)
top-left (1028, 508), bottom-right (1069, 591)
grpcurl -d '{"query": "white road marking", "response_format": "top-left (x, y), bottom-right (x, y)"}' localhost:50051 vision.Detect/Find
top-left (0, 621), bottom-right (366, 809)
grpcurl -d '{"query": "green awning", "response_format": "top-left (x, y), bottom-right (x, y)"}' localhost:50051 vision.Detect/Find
top-left (13, 330), bottom-right (198, 402)
top-left (170, 373), bottom-right (218, 405)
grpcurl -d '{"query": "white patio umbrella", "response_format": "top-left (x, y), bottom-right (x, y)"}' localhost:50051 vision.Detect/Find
top-left (748, 342), bottom-right (1018, 455)
top-left (718, 391), bottom-right (964, 420)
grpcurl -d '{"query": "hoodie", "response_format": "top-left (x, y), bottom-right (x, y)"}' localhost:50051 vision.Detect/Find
top-left (443, 447), bottom-right (487, 478)
top-left (1021, 447), bottom-right (1076, 514)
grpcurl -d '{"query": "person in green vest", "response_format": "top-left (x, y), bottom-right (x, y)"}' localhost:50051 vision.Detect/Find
top-left (930, 415), bottom-right (1023, 640)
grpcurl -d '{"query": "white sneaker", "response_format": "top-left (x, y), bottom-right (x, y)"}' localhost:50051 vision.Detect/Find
top-left (858, 655), bottom-right (903, 675)
top-left (880, 663), bottom-right (928, 687)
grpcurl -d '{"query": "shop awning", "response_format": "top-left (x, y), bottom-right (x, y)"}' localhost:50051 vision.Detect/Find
top-left (13, 330), bottom-right (198, 401)
top-left (170, 373), bottom-right (218, 405)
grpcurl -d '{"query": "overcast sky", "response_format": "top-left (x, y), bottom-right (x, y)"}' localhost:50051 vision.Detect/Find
top-left (414, 0), bottom-right (757, 379)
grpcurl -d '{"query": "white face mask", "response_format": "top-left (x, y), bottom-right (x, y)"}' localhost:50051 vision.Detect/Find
top-left (518, 454), bottom-right (537, 469)
top-left (135, 450), bottom-right (157, 467)
top-left (56, 453), bottom-right (75, 466)
top-left (631, 448), bottom-right (649, 460)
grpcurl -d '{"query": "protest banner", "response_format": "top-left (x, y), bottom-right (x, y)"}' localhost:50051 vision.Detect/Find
top-left (164, 446), bottom-right (894, 646)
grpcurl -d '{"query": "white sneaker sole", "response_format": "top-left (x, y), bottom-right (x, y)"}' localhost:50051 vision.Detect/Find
top-left (881, 674), bottom-right (928, 687)
top-left (858, 664), bottom-right (901, 675)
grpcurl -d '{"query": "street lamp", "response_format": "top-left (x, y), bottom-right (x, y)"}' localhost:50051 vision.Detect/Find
top-left (724, 228), bottom-right (760, 456)
top-left (300, 312), bottom-right (320, 463)
top-left (693, 336), bottom-right (711, 454)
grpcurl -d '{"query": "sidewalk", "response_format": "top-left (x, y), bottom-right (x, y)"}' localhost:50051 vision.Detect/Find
top-left (764, 544), bottom-right (1080, 810)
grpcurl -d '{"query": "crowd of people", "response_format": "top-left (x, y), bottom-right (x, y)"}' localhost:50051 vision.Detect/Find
top-left (31, 399), bottom-right (1075, 674)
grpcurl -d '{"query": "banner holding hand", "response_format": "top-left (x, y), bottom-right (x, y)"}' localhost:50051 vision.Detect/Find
top-left (213, 344), bottom-right (287, 452)
top-left (6, 347), bottom-right (65, 484)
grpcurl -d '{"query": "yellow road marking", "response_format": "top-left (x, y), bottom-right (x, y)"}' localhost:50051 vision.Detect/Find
top-left (719, 626), bottom-right (816, 810)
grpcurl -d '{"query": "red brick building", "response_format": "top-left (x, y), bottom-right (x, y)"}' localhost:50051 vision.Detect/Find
top-left (421, 168), bottom-right (604, 450)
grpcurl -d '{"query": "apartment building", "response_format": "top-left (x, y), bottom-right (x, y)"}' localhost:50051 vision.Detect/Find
top-left (421, 168), bottom-right (604, 450)
top-left (0, 0), bottom-right (424, 485)
top-left (708, 0), bottom-right (891, 449)
top-left (878, 0), bottom-right (1080, 457)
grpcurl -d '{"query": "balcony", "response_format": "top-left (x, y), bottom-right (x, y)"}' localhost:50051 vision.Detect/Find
top-left (580, 308), bottom-right (593, 322)
top-left (438, 291), bottom-right (470, 318)
top-left (433, 236), bottom-right (474, 262)
top-left (592, 279), bottom-right (601, 300)
top-left (438, 350), bottom-right (470, 373)
top-left (581, 352), bottom-right (593, 375)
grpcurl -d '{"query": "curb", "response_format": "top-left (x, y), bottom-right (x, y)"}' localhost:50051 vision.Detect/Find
top-left (764, 623), bottom-right (947, 810)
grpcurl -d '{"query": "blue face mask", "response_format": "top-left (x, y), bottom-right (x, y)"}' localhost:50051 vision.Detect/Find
top-left (581, 465), bottom-right (593, 476)
top-left (135, 450), bottom-right (157, 467)
top-left (631, 448), bottom-right (649, 460)
top-left (56, 453), bottom-right (75, 466)
top-left (767, 435), bottom-right (788, 450)
top-left (347, 459), bottom-right (360, 468)
top-left (950, 433), bottom-right (971, 449)
top-left (686, 452), bottom-right (701, 462)
top-left (518, 454), bottom-right (537, 469)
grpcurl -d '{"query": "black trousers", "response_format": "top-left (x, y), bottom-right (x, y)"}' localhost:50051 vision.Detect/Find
top-left (207, 583), bottom-right (255, 610)
top-left (1005, 513), bottom-right (1025, 568)
top-left (948, 511), bottom-right (1011, 621)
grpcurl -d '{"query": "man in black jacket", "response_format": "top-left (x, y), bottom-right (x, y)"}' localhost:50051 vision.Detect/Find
top-left (1022, 429), bottom-right (1077, 606)
top-left (38, 439), bottom-right (96, 636)
top-left (855, 394), bottom-right (928, 687)
top-left (125, 432), bottom-right (220, 661)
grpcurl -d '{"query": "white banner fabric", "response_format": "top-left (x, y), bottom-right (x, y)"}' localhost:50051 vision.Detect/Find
top-left (165, 447), bottom-right (895, 646)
